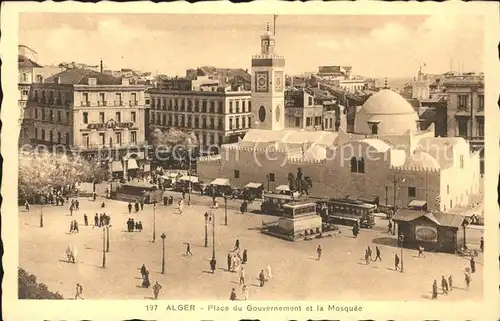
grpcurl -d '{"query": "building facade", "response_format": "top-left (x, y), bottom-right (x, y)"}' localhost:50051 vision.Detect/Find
top-left (148, 88), bottom-right (252, 149)
top-left (25, 69), bottom-right (149, 179)
top-left (198, 23), bottom-right (481, 214)
top-left (443, 75), bottom-right (484, 172)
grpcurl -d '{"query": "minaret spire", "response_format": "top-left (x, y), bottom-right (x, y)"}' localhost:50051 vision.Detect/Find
top-left (273, 14), bottom-right (278, 36)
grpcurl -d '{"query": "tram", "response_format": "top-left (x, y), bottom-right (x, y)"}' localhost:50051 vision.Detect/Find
top-left (315, 198), bottom-right (376, 228)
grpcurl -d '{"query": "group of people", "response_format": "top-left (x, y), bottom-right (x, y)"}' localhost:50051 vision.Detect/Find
top-left (126, 218), bottom-right (143, 232)
top-left (93, 213), bottom-right (111, 227)
top-left (69, 220), bottom-right (79, 233)
top-left (432, 263), bottom-right (474, 299)
top-left (139, 264), bottom-right (163, 299)
top-left (127, 201), bottom-right (143, 214)
top-left (363, 245), bottom-right (382, 264)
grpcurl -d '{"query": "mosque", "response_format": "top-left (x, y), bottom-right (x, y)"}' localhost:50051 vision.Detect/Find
top-left (197, 24), bottom-right (481, 213)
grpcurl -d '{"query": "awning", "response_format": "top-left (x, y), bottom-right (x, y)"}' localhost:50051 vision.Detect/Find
top-left (275, 185), bottom-right (290, 192)
top-left (179, 176), bottom-right (199, 183)
top-left (127, 158), bottom-right (139, 170)
top-left (408, 200), bottom-right (427, 208)
top-left (210, 178), bottom-right (230, 186)
top-left (111, 160), bottom-right (123, 172)
top-left (245, 182), bottom-right (263, 189)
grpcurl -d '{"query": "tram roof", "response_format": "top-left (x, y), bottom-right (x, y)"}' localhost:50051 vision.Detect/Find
top-left (316, 198), bottom-right (374, 209)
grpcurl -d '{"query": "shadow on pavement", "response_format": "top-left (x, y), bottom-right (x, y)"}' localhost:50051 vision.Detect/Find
top-left (372, 237), bottom-right (399, 248)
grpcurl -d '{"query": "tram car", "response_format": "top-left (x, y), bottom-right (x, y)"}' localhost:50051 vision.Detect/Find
top-left (315, 198), bottom-right (376, 228)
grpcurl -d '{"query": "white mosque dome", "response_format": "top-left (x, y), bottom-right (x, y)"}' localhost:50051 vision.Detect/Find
top-left (403, 150), bottom-right (441, 170)
top-left (354, 89), bottom-right (419, 136)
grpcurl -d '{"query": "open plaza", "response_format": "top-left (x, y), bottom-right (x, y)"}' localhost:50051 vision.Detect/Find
top-left (19, 192), bottom-right (483, 301)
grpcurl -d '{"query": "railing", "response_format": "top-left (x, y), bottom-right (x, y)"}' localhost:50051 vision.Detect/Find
top-left (98, 101), bottom-right (108, 106)
top-left (81, 101), bottom-right (90, 107)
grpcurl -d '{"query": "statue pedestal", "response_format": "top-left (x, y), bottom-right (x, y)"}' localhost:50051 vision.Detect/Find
top-left (278, 213), bottom-right (322, 239)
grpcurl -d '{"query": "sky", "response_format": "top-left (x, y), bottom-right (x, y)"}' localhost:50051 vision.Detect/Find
top-left (19, 13), bottom-right (484, 78)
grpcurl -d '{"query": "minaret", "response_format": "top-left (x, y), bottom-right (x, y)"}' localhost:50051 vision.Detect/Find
top-left (250, 22), bottom-right (285, 131)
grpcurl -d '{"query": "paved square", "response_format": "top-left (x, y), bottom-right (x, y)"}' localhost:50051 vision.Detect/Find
top-left (19, 194), bottom-right (484, 300)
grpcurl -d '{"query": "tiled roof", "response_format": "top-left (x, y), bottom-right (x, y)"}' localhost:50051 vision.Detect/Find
top-left (18, 54), bottom-right (42, 68)
top-left (392, 210), bottom-right (465, 228)
top-left (433, 212), bottom-right (465, 228)
top-left (45, 69), bottom-right (122, 85)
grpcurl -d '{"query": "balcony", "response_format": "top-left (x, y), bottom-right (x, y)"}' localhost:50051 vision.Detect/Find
top-left (81, 101), bottom-right (90, 107)
top-left (114, 101), bottom-right (124, 106)
top-left (129, 101), bottom-right (138, 106)
top-left (97, 101), bottom-right (108, 106)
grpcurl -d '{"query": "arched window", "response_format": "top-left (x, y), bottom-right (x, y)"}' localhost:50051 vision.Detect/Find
top-left (358, 157), bottom-right (365, 173)
top-left (350, 157), bottom-right (357, 173)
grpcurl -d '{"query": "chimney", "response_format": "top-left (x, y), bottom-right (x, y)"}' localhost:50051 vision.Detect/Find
top-left (121, 78), bottom-right (129, 86)
top-left (100, 60), bottom-right (103, 74)
top-left (88, 77), bottom-right (97, 86)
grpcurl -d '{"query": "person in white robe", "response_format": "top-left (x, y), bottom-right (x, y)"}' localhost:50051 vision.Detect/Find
top-left (265, 264), bottom-right (272, 280)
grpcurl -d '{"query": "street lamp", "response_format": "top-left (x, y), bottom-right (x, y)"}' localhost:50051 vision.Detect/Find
top-left (204, 212), bottom-right (209, 247)
top-left (152, 200), bottom-right (157, 243)
top-left (224, 195), bottom-right (228, 226)
top-left (210, 211), bottom-right (216, 272)
top-left (102, 226), bottom-right (106, 268)
top-left (39, 195), bottom-right (44, 228)
top-left (161, 232), bottom-right (166, 274)
top-left (106, 225), bottom-right (110, 252)
top-left (399, 233), bottom-right (404, 273)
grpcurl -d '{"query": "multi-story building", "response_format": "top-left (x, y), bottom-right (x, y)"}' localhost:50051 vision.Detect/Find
top-left (25, 68), bottom-right (149, 179)
top-left (443, 74), bottom-right (484, 172)
top-left (148, 86), bottom-right (252, 151)
top-left (284, 88), bottom-right (325, 130)
top-left (18, 45), bottom-right (63, 144)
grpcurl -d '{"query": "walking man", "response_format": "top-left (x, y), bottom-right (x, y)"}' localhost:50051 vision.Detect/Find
top-left (367, 246), bottom-right (372, 261)
top-left (227, 253), bottom-right (232, 272)
top-left (394, 254), bottom-right (400, 271)
top-left (441, 276), bottom-right (448, 295)
top-left (448, 275), bottom-right (453, 291)
top-left (364, 249), bottom-right (370, 265)
top-left (470, 257), bottom-right (476, 273)
top-left (128, 202), bottom-right (132, 214)
top-left (418, 245), bottom-right (425, 258)
top-left (265, 264), bottom-right (272, 280)
top-left (388, 220), bottom-right (393, 234)
top-left (75, 283), bottom-right (84, 300)
top-left (210, 258), bottom-right (216, 274)
top-left (374, 246), bottom-right (382, 261)
top-left (241, 284), bottom-right (249, 300)
top-left (25, 200), bottom-right (30, 212)
top-left (317, 245), bottom-right (322, 261)
top-left (464, 271), bottom-right (471, 290)
top-left (94, 214), bottom-right (99, 227)
top-left (152, 281), bottom-right (162, 300)
top-left (259, 270), bottom-right (266, 287)
top-left (479, 236), bottom-right (484, 252)
top-left (83, 214), bottom-right (88, 226)
top-left (432, 280), bottom-right (438, 299)
top-left (185, 243), bottom-right (193, 256)
top-left (239, 267), bottom-right (245, 285)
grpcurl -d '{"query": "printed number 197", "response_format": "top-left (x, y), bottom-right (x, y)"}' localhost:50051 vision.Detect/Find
top-left (146, 305), bottom-right (158, 311)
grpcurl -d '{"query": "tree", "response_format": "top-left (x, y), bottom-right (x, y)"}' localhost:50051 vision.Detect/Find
top-left (18, 268), bottom-right (64, 299)
top-left (148, 127), bottom-right (198, 149)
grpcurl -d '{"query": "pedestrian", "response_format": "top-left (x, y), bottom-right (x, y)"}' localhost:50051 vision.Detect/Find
top-left (99, 213), bottom-right (104, 227)
top-left (69, 220), bottom-right (74, 233)
top-left (169, 196), bottom-right (173, 205)
top-left (94, 214), bottom-right (98, 227)
top-left (229, 288), bottom-right (237, 301)
top-left (259, 270), bottom-right (266, 287)
top-left (210, 258), bottom-right (216, 274)
top-left (75, 199), bottom-right (79, 211)
top-left (25, 200), bottom-right (30, 212)
top-left (388, 220), bottom-right (393, 234)
top-left (367, 246), bottom-right (372, 261)
top-left (418, 245), bottom-right (425, 258)
top-left (143, 270), bottom-right (151, 288)
top-left (364, 249), bottom-right (370, 265)
top-left (242, 249), bottom-right (248, 264)
top-left (134, 202), bottom-right (140, 213)
top-left (92, 192), bottom-right (97, 201)
top-left (479, 236), bottom-right (484, 252)
top-left (152, 281), bottom-right (162, 300)
top-left (177, 199), bottom-right (184, 214)
top-left (227, 253), bottom-right (232, 272)
top-left (464, 271), bottom-right (471, 290)
top-left (441, 276), bottom-right (448, 295)
top-left (140, 264), bottom-right (147, 282)
top-left (185, 243), bottom-right (193, 256)
top-left (448, 275), bottom-right (453, 291)
top-left (70, 204), bottom-right (74, 216)
top-left (316, 245), bottom-right (322, 260)
top-left (239, 267), bottom-right (245, 285)
top-left (235, 239), bottom-right (240, 250)
top-left (74, 220), bottom-right (79, 233)
top-left (394, 254), bottom-right (400, 271)
top-left (374, 246), bottom-right (382, 261)
top-left (83, 214), bottom-right (88, 226)
top-left (75, 283), bottom-right (84, 300)
top-left (182, 190), bottom-right (186, 200)
top-left (241, 284), bottom-right (249, 300)
top-left (128, 202), bottom-right (132, 214)
top-left (265, 264), bottom-right (272, 280)
top-left (470, 257), bottom-right (476, 273)
top-left (432, 280), bottom-right (438, 299)
top-left (352, 223), bottom-right (359, 237)
top-left (140, 199), bottom-right (144, 211)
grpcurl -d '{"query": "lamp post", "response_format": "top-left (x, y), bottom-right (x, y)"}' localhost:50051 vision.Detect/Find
top-left (152, 200), bottom-right (157, 243)
top-left (102, 226), bottom-right (106, 268)
top-left (161, 232), bottom-right (166, 274)
top-left (224, 195), bottom-right (228, 226)
top-left (204, 212), bottom-right (209, 247)
top-left (106, 225), bottom-right (110, 252)
top-left (399, 233), bottom-right (404, 273)
top-left (211, 211), bottom-right (216, 260)
top-left (39, 196), bottom-right (44, 228)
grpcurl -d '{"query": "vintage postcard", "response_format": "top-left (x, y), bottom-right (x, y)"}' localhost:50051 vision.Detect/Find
top-left (1, 1), bottom-right (499, 320)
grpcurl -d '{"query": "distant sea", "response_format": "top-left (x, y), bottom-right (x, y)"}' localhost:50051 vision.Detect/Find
top-left (372, 77), bottom-right (413, 91)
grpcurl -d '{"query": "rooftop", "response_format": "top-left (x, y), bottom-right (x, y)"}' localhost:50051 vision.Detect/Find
top-left (45, 69), bottom-right (122, 85)
top-left (18, 54), bottom-right (42, 68)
